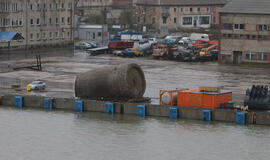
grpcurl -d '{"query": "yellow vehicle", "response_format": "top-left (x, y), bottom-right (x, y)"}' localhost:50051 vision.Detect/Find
top-left (199, 44), bottom-right (218, 58)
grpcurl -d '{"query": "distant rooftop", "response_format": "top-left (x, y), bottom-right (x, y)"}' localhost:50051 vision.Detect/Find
top-left (136, 0), bottom-right (228, 6)
top-left (220, 0), bottom-right (270, 15)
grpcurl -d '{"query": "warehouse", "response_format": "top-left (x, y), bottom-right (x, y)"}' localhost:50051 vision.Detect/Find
top-left (219, 0), bottom-right (270, 64)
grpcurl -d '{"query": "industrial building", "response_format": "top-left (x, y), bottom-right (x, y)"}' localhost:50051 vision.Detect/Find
top-left (0, 0), bottom-right (75, 51)
top-left (219, 0), bottom-right (270, 64)
top-left (135, 0), bottom-right (227, 33)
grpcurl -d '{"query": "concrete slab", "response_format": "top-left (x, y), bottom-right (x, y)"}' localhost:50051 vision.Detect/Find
top-left (22, 95), bottom-right (43, 108)
top-left (53, 98), bottom-right (75, 110)
top-left (84, 100), bottom-right (106, 112)
top-left (212, 109), bottom-right (236, 123)
top-left (179, 107), bottom-right (203, 120)
top-left (147, 104), bottom-right (170, 117)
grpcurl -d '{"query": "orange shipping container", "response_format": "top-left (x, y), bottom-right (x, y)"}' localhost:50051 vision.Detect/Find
top-left (177, 89), bottom-right (200, 107)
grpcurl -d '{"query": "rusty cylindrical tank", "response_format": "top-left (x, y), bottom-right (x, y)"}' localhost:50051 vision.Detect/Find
top-left (75, 63), bottom-right (146, 100)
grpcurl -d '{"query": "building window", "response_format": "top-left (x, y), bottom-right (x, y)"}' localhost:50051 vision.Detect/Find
top-left (182, 17), bottom-right (192, 25)
top-left (222, 23), bottom-right (233, 30)
top-left (174, 17), bottom-right (177, 23)
top-left (234, 24), bottom-right (245, 30)
top-left (49, 4), bottom-right (52, 10)
top-left (30, 33), bottom-right (34, 40)
top-left (252, 35), bottom-right (256, 40)
top-left (62, 32), bottom-right (65, 39)
top-left (197, 8), bottom-right (200, 12)
top-left (263, 35), bottom-right (268, 40)
top-left (42, 32), bottom-right (46, 39)
top-left (55, 32), bottom-right (59, 38)
top-left (233, 34), bottom-right (238, 39)
top-left (43, 3), bottom-right (46, 9)
top-left (36, 33), bottom-right (40, 40)
top-left (93, 33), bottom-right (95, 39)
top-left (30, 18), bottom-right (34, 25)
top-left (199, 16), bottom-right (210, 25)
top-left (181, 8), bottom-right (183, 12)
top-left (37, 18), bottom-right (40, 25)
top-left (246, 35), bottom-right (250, 39)
top-left (152, 8), bottom-right (156, 13)
top-left (152, 17), bottom-right (155, 24)
top-left (30, 4), bottom-right (33, 10)
top-left (68, 3), bottom-right (72, 9)
top-left (56, 18), bottom-right (59, 24)
top-left (245, 52), bottom-right (256, 60)
top-left (19, 18), bottom-right (23, 26)
top-left (258, 25), bottom-right (268, 31)
top-left (61, 17), bottom-right (65, 24)
top-left (49, 18), bottom-right (52, 24)
top-left (222, 34), bottom-right (226, 38)
top-left (49, 32), bottom-right (53, 39)
top-left (213, 16), bottom-right (216, 23)
top-left (98, 32), bottom-right (101, 37)
top-left (56, 3), bottom-right (59, 10)
top-left (61, 3), bottom-right (64, 9)
top-left (67, 17), bottom-right (71, 24)
top-left (67, 32), bottom-right (70, 37)
top-left (190, 8), bottom-right (193, 12)
top-left (162, 17), bottom-right (167, 24)
top-left (258, 35), bottom-right (262, 40)
top-left (174, 8), bottom-right (177, 12)
top-left (207, 8), bottom-right (209, 12)
top-left (258, 53), bottom-right (268, 61)
top-left (227, 34), bottom-right (232, 38)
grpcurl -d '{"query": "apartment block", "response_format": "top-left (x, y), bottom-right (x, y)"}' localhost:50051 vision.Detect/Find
top-left (219, 0), bottom-right (270, 64)
top-left (0, 0), bottom-right (75, 50)
top-left (135, 0), bottom-right (227, 32)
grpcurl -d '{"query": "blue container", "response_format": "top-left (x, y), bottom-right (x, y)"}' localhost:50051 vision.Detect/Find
top-left (220, 103), bottom-right (225, 109)
top-left (74, 100), bottom-right (83, 112)
top-left (14, 96), bottom-right (23, 108)
top-left (106, 102), bottom-right (114, 114)
top-left (44, 98), bottom-right (53, 111)
top-left (169, 107), bottom-right (178, 119)
top-left (236, 112), bottom-right (246, 125)
top-left (202, 110), bottom-right (211, 121)
top-left (137, 105), bottom-right (146, 117)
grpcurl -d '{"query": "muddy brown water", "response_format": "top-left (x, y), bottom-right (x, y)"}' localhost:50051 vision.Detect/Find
top-left (0, 107), bottom-right (269, 160)
top-left (0, 50), bottom-right (270, 105)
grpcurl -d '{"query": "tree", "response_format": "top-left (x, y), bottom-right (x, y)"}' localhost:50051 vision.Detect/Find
top-left (119, 9), bottom-right (136, 29)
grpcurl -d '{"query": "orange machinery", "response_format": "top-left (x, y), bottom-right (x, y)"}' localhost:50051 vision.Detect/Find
top-left (177, 89), bottom-right (232, 109)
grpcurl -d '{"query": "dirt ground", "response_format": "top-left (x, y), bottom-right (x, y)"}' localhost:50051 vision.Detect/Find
top-left (0, 50), bottom-right (270, 105)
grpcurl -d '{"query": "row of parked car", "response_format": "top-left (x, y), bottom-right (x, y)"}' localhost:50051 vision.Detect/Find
top-left (75, 42), bottom-right (98, 50)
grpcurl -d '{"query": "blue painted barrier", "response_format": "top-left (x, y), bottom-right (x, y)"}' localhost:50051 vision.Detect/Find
top-left (44, 98), bottom-right (53, 111)
top-left (220, 103), bottom-right (225, 109)
top-left (169, 107), bottom-right (178, 119)
top-left (236, 112), bottom-right (246, 125)
top-left (75, 100), bottom-right (83, 112)
top-left (202, 110), bottom-right (211, 121)
top-left (106, 102), bottom-right (114, 114)
top-left (137, 105), bottom-right (146, 117)
top-left (14, 96), bottom-right (23, 108)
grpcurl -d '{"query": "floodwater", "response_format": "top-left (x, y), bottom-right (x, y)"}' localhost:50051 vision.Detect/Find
top-left (1, 50), bottom-right (270, 105)
top-left (0, 107), bottom-right (269, 160)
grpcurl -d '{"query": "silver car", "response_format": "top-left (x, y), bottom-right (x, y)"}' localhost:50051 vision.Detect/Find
top-left (28, 81), bottom-right (46, 90)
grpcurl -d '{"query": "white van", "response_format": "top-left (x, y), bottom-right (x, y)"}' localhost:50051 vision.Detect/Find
top-left (190, 33), bottom-right (209, 41)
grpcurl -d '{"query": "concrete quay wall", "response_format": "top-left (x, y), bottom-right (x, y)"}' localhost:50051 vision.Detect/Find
top-left (0, 94), bottom-right (270, 126)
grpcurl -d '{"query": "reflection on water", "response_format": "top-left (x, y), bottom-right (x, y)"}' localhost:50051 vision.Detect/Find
top-left (0, 107), bottom-right (269, 160)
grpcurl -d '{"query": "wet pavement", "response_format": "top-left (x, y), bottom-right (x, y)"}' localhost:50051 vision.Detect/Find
top-left (1, 50), bottom-right (270, 105)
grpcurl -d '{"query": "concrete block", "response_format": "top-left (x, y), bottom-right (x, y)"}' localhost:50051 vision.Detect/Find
top-left (137, 105), bottom-right (146, 117)
top-left (169, 107), bottom-right (178, 119)
top-left (202, 110), bottom-right (212, 121)
top-left (53, 98), bottom-right (75, 110)
top-left (114, 102), bottom-right (123, 114)
top-left (22, 95), bottom-right (43, 108)
top-left (44, 98), bottom-right (53, 110)
top-left (212, 109), bottom-right (236, 123)
top-left (254, 112), bottom-right (270, 125)
top-left (84, 100), bottom-right (106, 112)
top-left (147, 104), bottom-right (170, 117)
top-left (106, 102), bottom-right (114, 114)
top-left (1, 95), bottom-right (15, 106)
top-left (14, 96), bottom-right (23, 108)
top-left (75, 100), bottom-right (84, 112)
top-left (179, 107), bottom-right (202, 120)
top-left (236, 112), bottom-right (246, 125)
top-left (123, 103), bottom-right (138, 115)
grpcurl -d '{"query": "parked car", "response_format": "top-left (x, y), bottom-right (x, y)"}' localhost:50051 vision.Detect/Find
top-left (164, 35), bottom-right (182, 44)
top-left (148, 38), bottom-right (157, 44)
top-left (28, 81), bottom-right (46, 90)
top-left (75, 42), bottom-right (94, 50)
top-left (139, 39), bottom-right (149, 44)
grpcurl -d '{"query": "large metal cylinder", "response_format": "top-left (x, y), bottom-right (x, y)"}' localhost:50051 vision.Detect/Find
top-left (75, 63), bottom-right (146, 100)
